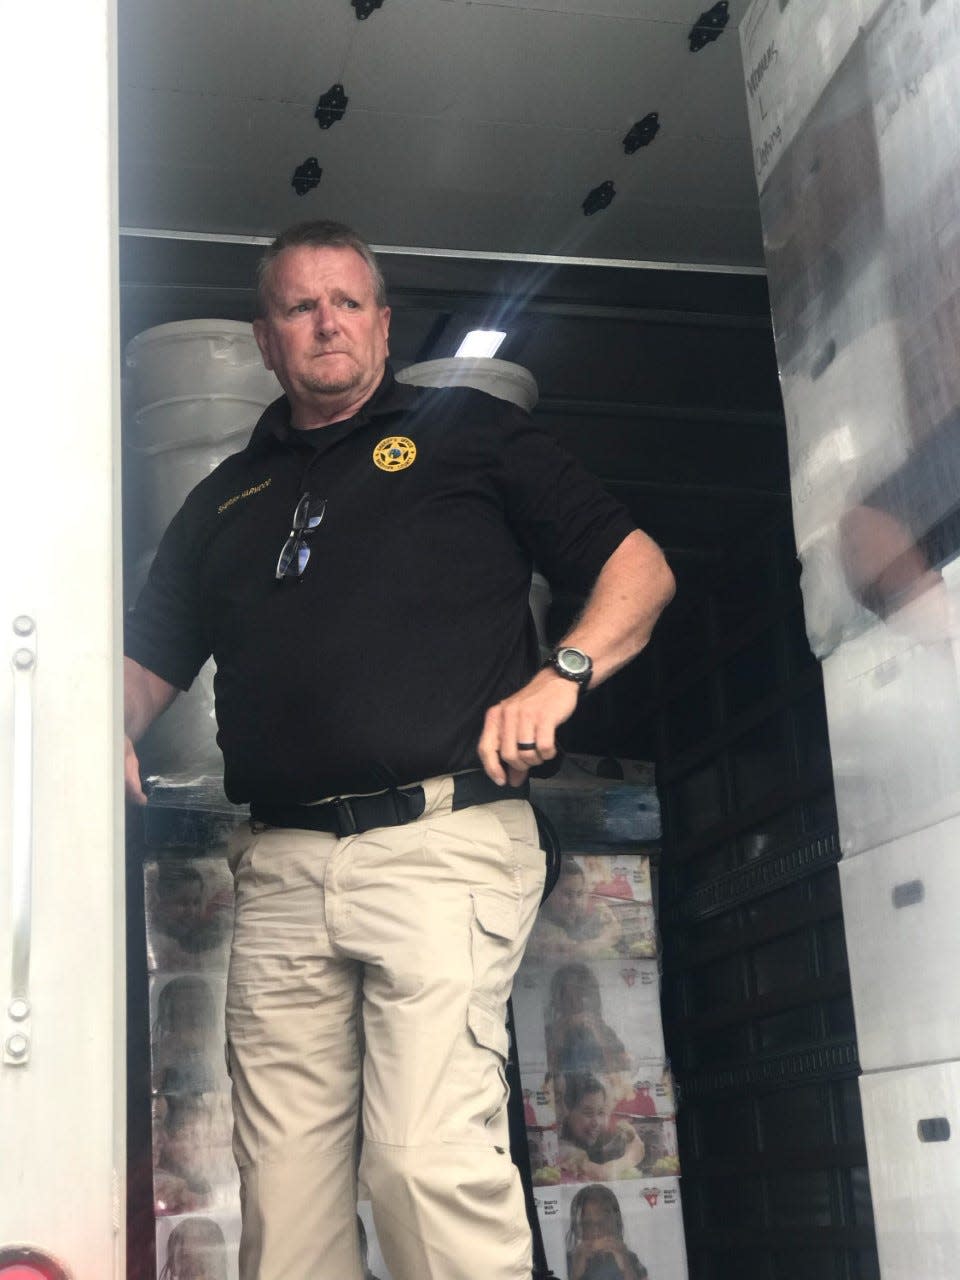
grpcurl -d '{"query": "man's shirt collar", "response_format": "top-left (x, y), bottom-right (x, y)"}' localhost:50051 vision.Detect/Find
top-left (247, 364), bottom-right (419, 454)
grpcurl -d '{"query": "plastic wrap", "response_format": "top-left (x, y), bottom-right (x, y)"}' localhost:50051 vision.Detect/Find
top-left (742, 1), bottom-right (960, 1268)
top-left (743, 0), bottom-right (960, 659)
top-left (144, 857), bottom-right (234, 974)
top-left (743, 0), bottom-right (960, 845)
top-left (510, 787), bottom-right (683, 1273)
top-left (531, 773), bottom-right (661, 851)
top-left (535, 1180), bottom-right (688, 1280)
top-left (526, 852), bottom-right (657, 963)
top-left (155, 1213), bottom-right (242, 1280)
top-left (145, 850), bottom-right (239, 1269)
top-left (513, 959), bottom-right (678, 1191)
top-left (741, 0), bottom-right (885, 190)
top-left (512, 958), bottom-right (667, 1079)
top-left (823, 552), bottom-right (960, 853)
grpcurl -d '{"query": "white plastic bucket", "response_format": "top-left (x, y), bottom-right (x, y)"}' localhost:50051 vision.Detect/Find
top-left (131, 393), bottom-right (268, 451)
top-left (125, 319), bottom-right (281, 408)
top-left (396, 357), bottom-right (539, 411)
top-left (131, 432), bottom-right (248, 547)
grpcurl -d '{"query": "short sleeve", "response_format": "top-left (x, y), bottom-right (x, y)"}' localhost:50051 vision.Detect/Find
top-left (124, 502), bottom-right (211, 691)
top-left (497, 406), bottom-right (638, 594)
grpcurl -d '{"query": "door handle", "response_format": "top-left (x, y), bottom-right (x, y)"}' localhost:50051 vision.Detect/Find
top-left (5, 614), bottom-right (37, 1066)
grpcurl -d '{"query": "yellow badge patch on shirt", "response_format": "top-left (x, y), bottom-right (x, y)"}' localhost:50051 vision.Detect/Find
top-left (373, 436), bottom-right (417, 472)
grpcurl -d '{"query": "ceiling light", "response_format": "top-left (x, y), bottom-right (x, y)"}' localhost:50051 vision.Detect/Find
top-left (455, 330), bottom-right (507, 358)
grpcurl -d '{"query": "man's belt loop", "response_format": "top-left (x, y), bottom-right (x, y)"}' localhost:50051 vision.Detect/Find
top-left (331, 797), bottom-right (359, 837)
top-left (392, 785), bottom-right (426, 824)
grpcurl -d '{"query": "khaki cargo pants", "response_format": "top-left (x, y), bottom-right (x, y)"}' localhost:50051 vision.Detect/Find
top-left (225, 775), bottom-right (546, 1279)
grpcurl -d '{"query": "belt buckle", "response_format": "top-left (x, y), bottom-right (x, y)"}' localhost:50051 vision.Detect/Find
top-left (330, 797), bottom-right (359, 837)
top-left (392, 785), bottom-right (425, 824)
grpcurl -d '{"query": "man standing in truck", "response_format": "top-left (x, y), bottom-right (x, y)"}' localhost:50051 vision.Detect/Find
top-left (123, 219), bottom-right (674, 1280)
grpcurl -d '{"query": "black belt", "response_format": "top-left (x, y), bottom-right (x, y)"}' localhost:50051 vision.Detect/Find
top-left (250, 771), bottom-right (530, 838)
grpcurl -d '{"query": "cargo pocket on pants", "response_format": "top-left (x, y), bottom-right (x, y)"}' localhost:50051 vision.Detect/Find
top-left (468, 887), bottom-right (520, 1130)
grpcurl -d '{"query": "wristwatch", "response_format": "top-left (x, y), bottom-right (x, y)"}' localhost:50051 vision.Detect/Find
top-left (544, 646), bottom-right (593, 692)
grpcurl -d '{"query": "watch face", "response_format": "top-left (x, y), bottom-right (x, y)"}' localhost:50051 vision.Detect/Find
top-left (557, 647), bottom-right (591, 675)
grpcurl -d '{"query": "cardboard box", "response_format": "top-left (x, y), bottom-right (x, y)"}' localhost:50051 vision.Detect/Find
top-left (538, 1178), bottom-right (688, 1280)
top-left (155, 1210), bottom-right (242, 1280)
top-left (511, 959), bottom-right (665, 1075)
top-left (527, 853), bottom-right (656, 963)
top-left (145, 855), bottom-right (234, 974)
top-left (860, 1060), bottom-right (960, 1280)
top-left (841, 810), bottom-right (960, 1069)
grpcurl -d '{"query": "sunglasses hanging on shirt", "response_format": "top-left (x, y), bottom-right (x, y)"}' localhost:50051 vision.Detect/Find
top-left (276, 492), bottom-right (327, 580)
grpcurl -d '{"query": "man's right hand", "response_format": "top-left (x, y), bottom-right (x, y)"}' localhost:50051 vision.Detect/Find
top-left (477, 666), bottom-right (578, 786)
top-left (125, 734), bottom-right (148, 805)
top-left (123, 657), bottom-right (179, 805)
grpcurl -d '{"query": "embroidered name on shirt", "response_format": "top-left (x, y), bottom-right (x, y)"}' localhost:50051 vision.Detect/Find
top-left (218, 477), bottom-right (272, 514)
top-left (373, 436), bottom-right (417, 472)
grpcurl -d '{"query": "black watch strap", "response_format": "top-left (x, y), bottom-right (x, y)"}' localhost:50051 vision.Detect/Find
top-left (544, 646), bottom-right (593, 692)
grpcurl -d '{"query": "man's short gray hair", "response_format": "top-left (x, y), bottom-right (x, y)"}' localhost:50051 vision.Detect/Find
top-left (256, 220), bottom-right (387, 314)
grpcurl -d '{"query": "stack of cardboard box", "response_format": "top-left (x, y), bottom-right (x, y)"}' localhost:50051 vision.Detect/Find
top-left (521, 760), bottom-right (689, 1280)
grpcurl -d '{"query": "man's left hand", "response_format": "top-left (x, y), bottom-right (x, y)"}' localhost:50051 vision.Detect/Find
top-left (477, 668), bottom-right (579, 786)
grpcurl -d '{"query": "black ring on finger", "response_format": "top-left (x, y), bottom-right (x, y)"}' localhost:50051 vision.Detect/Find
top-left (517, 741), bottom-right (537, 751)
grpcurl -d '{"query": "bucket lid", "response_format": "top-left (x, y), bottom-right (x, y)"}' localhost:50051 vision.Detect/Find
top-left (396, 358), bottom-right (538, 412)
top-left (125, 318), bottom-right (260, 361)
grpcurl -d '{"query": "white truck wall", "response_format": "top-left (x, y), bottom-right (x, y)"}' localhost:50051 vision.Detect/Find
top-left (0, 1), bottom-right (125, 1275)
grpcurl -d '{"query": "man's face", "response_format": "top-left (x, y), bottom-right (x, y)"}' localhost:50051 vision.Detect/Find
top-left (253, 245), bottom-right (391, 424)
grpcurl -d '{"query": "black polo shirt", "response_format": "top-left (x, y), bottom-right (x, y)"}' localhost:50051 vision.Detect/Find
top-left (125, 370), bottom-right (637, 804)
